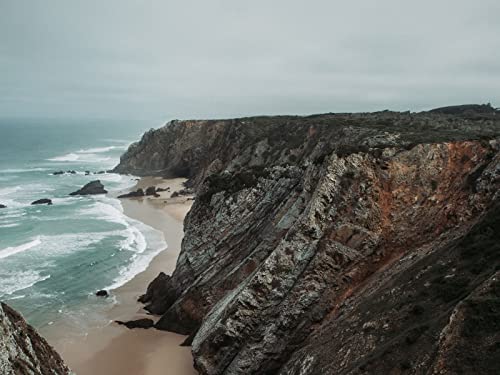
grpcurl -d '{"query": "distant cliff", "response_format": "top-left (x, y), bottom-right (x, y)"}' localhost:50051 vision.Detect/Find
top-left (116, 105), bottom-right (500, 374)
top-left (0, 303), bottom-right (69, 375)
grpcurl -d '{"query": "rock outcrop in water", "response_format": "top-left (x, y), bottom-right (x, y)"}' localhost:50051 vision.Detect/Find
top-left (0, 302), bottom-right (69, 375)
top-left (69, 180), bottom-right (107, 196)
top-left (116, 105), bottom-right (500, 374)
top-left (31, 199), bottom-right (53, 205)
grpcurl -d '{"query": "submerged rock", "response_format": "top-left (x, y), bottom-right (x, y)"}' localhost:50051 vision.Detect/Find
top-left (31, 198), bottom-right (52, 205)
top-left (116, 318), bottom-right (154, 329)
top-left (0, 204), bottom-right (6, 208)
top-left (95, 290), bottom-right (108, 297)
top-left (69, 180), bottom-right (107, 196)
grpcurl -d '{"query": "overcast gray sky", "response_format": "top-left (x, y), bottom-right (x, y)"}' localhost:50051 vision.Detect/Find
top-left (1, 0), bottom-right (499, 122)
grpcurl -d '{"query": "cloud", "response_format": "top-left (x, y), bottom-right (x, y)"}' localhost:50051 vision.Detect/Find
top-left (0, 0), bottom-right (499, 121)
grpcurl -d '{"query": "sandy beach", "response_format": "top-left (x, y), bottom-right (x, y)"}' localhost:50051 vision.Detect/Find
top-left (45, 177), bottom-right (197, 375)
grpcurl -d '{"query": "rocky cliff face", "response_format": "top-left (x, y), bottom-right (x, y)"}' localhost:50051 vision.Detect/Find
top-left (116, 105), bottom-right (500, 374)
top-left (0, 303), bottom-right (69, 375)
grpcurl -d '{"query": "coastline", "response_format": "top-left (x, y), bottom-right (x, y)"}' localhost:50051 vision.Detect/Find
top-left (45, 177), bottom-right (196, 375)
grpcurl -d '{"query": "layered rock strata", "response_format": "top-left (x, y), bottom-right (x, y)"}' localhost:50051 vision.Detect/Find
top-left (116, 105), bottom-right (500, 374)
top-left (0, 303), bottom-right (69, 375)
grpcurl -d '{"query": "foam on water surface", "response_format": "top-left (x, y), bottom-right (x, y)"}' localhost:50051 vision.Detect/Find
top-left (0, 121), bottom-right (160, 329)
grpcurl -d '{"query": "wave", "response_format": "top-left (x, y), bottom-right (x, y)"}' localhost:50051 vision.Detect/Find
top-left (0, 270), bottom-right (51, 297)
top-left (47, 152), bottom-right (112, 163)
top-left (0, 223), bottom-right (20, 228)
top-left (0, 237), bottom-right (42, 260)
top-left (106, 223), bottom-right (167, 291)
top-left (1, 167), bottom-right (50, 174)
top-left (47, 141), bottom-right (128, 165)
top-left (79, 198), bottom-right (168, 291)
top-left (120, 224), bottom-right (147, 253)
top-left (77, 146), bottom-right (118, 154)
top-left (0, 186), bottom-right (22, 197)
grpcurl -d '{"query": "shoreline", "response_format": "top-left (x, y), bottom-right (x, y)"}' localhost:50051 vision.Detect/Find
top-left (45, 177), bottom-right (196, 375)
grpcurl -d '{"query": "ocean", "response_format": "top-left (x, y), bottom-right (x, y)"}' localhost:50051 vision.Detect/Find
top-left (0, 118), bottom-right (165, 332)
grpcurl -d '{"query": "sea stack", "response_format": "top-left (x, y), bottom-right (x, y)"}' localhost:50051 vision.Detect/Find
top-left (69, 180), bottom-right (107, 196)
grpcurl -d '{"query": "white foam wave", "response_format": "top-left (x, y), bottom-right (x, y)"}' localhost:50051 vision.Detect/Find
top-left (120, 224), bottom-right (147, 253)
top-left (0, 270), bottom-right (50, 296)
top-left (77, 146), bottom-right (118, 154)
top-left (47, 152), bottom-right (112, 163)
top-left (0, 223), bottom-right (20, 228)
top-left (107, 224), bottom-right (167, 291)
top-left (35, 232), bottom-right (112, 257)
top-left (80, 200), bottom-right (127, 226)
top-left (0, 186), bottom-right (21, 197)
top-left (0, 237), bottom-right (42, 260)
top-left (1, 167), bottom-right (50, 174)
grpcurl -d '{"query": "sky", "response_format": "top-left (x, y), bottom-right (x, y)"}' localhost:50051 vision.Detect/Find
top-left (1, 0), bottom-right (499, 122)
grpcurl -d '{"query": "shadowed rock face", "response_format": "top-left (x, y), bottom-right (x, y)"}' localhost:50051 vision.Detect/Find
top-left (116, 107), bottom-right (500, 375)
top-left (0, 303), bottom-right (69, 375)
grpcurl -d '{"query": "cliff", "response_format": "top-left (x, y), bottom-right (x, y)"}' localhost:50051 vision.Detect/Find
top-left (0, 302), bottom-right (69, 375)
top-left (116, 105), bottom-right (500, 374)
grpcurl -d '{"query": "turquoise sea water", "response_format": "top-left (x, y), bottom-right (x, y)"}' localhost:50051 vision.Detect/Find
top-left (0, 118), bottom-right (164, 331)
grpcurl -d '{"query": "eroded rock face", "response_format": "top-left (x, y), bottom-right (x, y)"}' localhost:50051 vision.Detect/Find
top-left (0, 302), bottom-right (69, 375)
top-left (116, 107), bottom-right (500, 374)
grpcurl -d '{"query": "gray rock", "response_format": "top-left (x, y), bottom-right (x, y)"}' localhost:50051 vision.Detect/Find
top-left (117, 108), bottom-right (500, 375)
top-left (116, 318), bottom-right (154, 329)
top-left (0, 302), bottom-right (69, 374)
top-left (117, 188), bottom-right (145, 198)
top-left (69, 180), bottom-right (107, 196)
top-left (31, 198), bottom-right (52, 205)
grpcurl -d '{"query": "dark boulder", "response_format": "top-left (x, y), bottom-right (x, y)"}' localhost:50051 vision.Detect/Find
top-left (96, 290), bottom-right (108, 297)
top-left (97, 171), bottom-right (105, 174)
top-left (145, 186), bottom-right (157, 196)
top-left (156, 187), bottom-right (170, 192)
top-left (138, 272), bottom-right (173, 310)
top-left (171, 188), bottom-right (194, 198)
top-left (85, 171), bottom-right (91, 175)
top-left (52, 171), bottom-right (64, 175)
top-left (31, 198), bottom-right (52, 205)
top-left (69, 180), bottom-right (107, 196)
top-left (116, 318), bottom-right (154, 329)
top-left (0, 204), bottom-right (6, 209)
top-left (67, 170), bottom-right (76, 174)
top-left (117, 188), bottom-right (145, 199)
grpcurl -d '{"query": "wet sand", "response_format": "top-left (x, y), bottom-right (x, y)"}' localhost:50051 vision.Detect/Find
top-left (46, 177), bottom-right (196, 375)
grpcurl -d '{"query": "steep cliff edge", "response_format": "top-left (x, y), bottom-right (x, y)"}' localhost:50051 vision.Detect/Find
top-left (0, 302), bottom-right (69, 375)
top-left (116, 106), bottom-right (500, 374)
